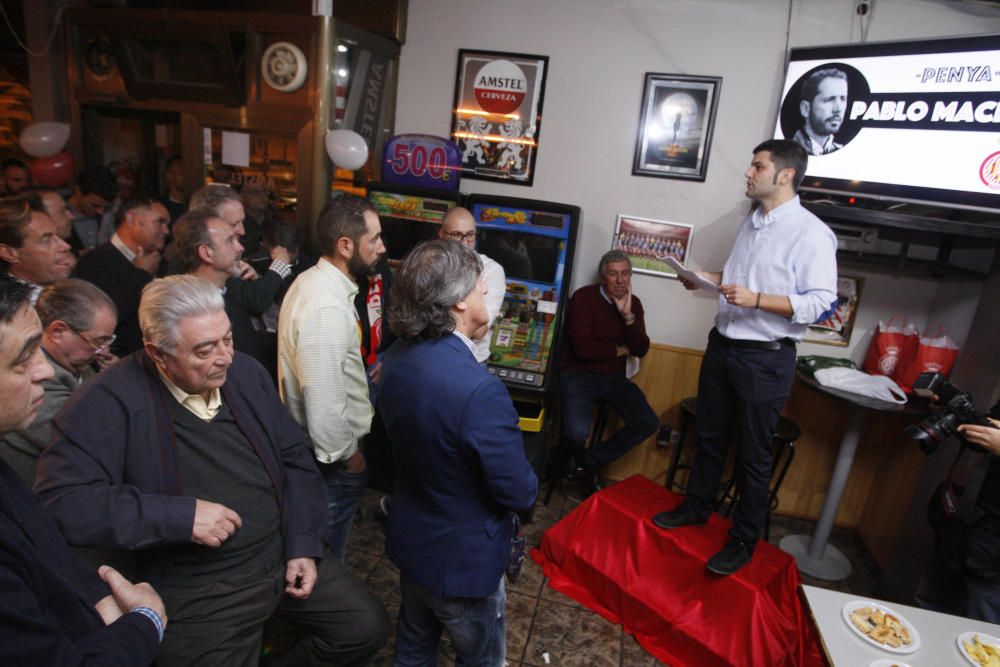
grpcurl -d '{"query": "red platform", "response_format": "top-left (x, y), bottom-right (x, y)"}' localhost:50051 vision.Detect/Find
top-left (531, 475), bottom-right (824, 667)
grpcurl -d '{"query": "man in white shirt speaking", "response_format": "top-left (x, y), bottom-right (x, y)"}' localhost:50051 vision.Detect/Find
top-left (653, 139), bottom-right (838, 575)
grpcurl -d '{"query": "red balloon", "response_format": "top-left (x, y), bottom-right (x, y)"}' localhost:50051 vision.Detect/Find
top-left (30, 152), bottom-right (74, 188)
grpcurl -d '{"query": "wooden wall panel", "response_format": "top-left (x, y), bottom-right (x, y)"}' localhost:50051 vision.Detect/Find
top-left (587, 340), bottom-right (925, 563)
top-left (602, 342), bottom-right (704, 485)
top-left (778, 380), bottom-right (922, 531)
top-left (855, 421), bottom-right (927, 569)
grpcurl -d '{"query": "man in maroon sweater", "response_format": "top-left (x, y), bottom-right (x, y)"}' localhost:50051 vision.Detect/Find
top-left (558, 250), bottom-right (658, 491)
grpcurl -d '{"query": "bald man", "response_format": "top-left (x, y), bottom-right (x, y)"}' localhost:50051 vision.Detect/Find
top-left (438, 207), bottom-right (506, 364)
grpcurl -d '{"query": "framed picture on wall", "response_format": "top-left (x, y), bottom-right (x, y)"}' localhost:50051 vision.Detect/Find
top-left (632, 73), bottom-right (722, 181)
top-left (450, 49), bottom-right (548, 186)
top-left (612, 214), bottom-right (695, 279)
top-left (805, 275), bottom-right (864, 346)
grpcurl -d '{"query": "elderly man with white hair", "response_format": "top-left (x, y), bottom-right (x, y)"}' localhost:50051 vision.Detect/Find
top-left (35, 275), bottom-right (388, 667)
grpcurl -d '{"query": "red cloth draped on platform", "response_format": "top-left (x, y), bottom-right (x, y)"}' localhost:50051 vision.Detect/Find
top-left (531, 475), bottom-right (824, 667)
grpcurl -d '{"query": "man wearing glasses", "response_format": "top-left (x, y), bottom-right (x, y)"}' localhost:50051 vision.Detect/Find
top-left (0, 278), bottom-right (117, 485)
top-left (438, 206), bottom-right (506, 365)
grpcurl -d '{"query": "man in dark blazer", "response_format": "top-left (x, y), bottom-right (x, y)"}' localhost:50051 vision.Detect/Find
top-left (182, 184), bottom-right (292, 316)
top-left (379, 240), bottom-right (538, 666)
top-left (74, 197), bottom-right (168, 356)
top-left (0, 278), bottom-right (166, 665)
top-left (35, 275), bottom-right (387, 666)
top-left (0, 194), bottom-right (74, 304)
top-left (172, 209), bottom-right (277, 381)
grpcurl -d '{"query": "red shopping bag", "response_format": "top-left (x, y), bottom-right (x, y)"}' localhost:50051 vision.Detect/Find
top-left (862, 316), bottom-right (918, 379)
top-left (895, 327), bottom-right (960, 393)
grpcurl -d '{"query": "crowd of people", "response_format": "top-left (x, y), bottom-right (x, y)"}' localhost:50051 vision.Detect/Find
top-left (27, 138), bottom-right (995, 664)
top-left (0, 149), bottom-right (544, 665)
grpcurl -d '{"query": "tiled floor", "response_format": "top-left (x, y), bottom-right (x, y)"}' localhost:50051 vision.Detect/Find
top-left (346, 479), bottom-right (880, 666)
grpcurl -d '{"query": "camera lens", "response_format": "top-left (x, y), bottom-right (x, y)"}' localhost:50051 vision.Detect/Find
top-left (905, 413), bottom-right (959, 453)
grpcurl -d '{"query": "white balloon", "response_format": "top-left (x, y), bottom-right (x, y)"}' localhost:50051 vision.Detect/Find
top-left (325, 129), bottom-right (369, 171)
top-left (19, 122), bottom-right (71, 158)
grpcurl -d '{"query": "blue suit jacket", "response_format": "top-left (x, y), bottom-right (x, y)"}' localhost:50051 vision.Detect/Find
top-left (0, 458), bottom-right (159, 665)
top-left (379, 334), bottom-right (537, 599)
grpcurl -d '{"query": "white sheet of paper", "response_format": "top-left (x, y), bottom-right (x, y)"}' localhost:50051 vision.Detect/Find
top-left (665, 257), bottom-right (719, 292)
top-left (221, 131), bottom-right (250, 167)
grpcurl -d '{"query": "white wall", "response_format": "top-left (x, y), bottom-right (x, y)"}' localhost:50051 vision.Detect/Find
top-left (395, 0), bottom-right (1000, 362)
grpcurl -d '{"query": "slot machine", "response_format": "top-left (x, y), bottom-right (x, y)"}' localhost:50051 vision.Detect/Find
top-left (362, 183), bottom-right (462, 493)
top-left (467, 194), bottom-right (580, 475)
top-left (367, 182), bottom-right (463, 262)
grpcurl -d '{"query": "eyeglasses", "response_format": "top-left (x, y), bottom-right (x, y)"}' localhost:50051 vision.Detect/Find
top-left (67, 323), bottom-right (116, 354)
top-left (443, 231), bottom-right (477, 242)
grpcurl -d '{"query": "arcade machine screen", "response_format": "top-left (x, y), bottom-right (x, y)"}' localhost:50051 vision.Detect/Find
top-left (367, 183), bottom-right (462, 262)
top-left (468, 196), bottom-right (579, 397)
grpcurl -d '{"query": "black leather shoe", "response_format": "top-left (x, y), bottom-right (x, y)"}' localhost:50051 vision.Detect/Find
top-left (706, 539), bottom-right (753, 575)
top-left (652, 503), bottom-right (707, 529)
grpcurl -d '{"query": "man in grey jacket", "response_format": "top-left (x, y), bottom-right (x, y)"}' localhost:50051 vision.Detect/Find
top-left (0, 278), bottom-right (117, 485)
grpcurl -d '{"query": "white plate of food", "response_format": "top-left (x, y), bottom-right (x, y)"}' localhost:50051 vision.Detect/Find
top-left (869, 660), bottom-right (911, 667)
top-left (842, 600), bottom-right (920, 654)
top-left (958, 631), bottom-right (1000, 666)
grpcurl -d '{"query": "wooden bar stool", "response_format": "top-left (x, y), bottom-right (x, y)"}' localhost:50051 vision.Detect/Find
top-left (717, 416), bottom-right (801, 542)
top-left (665, 397), bottom-right (699, 492)
top-left (665, 396), bottom-right (801, 542)
top-left (543, 401), bottom-right (611, 505)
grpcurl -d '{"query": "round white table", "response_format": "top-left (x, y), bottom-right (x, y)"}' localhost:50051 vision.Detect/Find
top-left (780, 372), bottom-right (924, 581)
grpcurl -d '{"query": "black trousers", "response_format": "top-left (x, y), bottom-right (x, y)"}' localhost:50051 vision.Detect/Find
top-left (558, 370), bottom-right (659, 468)
top-left (685, 330), bottom-right (796, 546)
top-left (155, 549), bottom-right (388, 666)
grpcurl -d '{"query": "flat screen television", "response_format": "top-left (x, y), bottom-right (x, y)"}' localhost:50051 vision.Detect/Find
top-left (774, 34), bottom-right (1000, 213)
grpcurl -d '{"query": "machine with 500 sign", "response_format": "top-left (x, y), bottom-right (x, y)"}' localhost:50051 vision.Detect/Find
top-left (381, 134), bottom-right (462, 191)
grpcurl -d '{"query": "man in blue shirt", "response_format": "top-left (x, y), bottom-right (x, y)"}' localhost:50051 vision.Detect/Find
top-left (653, 139), bottom-right (838, 575)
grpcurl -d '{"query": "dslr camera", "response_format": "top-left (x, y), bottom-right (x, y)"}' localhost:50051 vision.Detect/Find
top-left (905, 372), bottom-right (993, 454)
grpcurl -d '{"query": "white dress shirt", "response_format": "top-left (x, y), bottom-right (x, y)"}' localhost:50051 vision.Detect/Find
top-left (475, 253), bottom-right (506, 364)
top-left (452, 330), bottom-right (478, 358)
top-left (110, 232), bottom-right (136, 262)
top-left (277, 257), bottom-right (372, 463)
top-left (716, 196), bottom-right (838, 342)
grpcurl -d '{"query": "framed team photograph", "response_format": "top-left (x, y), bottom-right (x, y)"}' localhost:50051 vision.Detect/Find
top-left (450, 49), bottom-right (549, 186)
top-left (632, 73), bottom-right (722, 181)
top-left (805, 275), bottom-right (864, 347)
top-left (612, 214), bottom-right (695, 279)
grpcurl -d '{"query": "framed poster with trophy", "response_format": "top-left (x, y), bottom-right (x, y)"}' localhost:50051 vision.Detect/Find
top-left (632, 73), bottom-right (722, 182)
